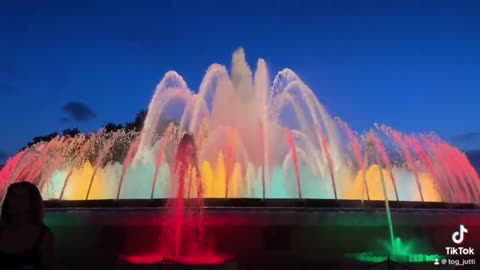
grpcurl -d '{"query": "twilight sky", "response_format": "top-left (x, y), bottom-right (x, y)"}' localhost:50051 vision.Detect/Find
top-left (0, 0), bottom-right (479, 162)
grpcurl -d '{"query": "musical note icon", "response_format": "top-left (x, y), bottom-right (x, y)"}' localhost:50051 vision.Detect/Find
top-left (452, 224), bottom-right (468, 244)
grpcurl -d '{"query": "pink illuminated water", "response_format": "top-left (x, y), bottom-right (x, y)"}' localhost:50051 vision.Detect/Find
top-left (316, 125), bottom-right (337, 200)
top-left (369, 132), bottom-right (399, 201)
top-left (386, 128), bottom-right (424, 201)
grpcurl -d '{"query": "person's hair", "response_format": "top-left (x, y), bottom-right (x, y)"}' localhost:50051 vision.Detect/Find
top-left (1, 181), bottom-right (44, 225)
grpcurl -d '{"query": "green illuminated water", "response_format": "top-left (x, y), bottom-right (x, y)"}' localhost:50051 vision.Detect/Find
top-left (347, 237), bottom-right (443, 263)
top-left (345, 146), bottom-right (444, 264)
top-left (377, 160), bottom-right (396, 255)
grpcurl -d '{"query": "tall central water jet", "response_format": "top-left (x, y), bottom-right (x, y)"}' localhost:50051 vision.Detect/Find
top-left (171, 133), bottom-right (201, 258)
top-left (367, 133), bottom-right (396, 256)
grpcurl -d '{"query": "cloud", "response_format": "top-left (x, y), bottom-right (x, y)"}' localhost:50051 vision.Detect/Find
top-left (450, 132), bottom-right (480, 151)
top-left (61, 101), bottom-right (96, 123)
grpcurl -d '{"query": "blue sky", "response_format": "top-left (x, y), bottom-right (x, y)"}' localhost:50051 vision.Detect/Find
top-left (0, 0), bottom-right (479, 162)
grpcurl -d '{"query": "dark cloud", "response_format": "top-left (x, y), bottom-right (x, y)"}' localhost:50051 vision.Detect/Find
top-left (61, 101), bottom-right (96, 123)
top-left (450, 132), bottom-right (480, 151)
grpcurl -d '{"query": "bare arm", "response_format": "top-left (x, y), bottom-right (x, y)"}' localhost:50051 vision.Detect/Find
top-left (39, 228), bottom-right (54, 270)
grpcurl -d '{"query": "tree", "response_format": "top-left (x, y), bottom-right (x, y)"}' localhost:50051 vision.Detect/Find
top-left (62, 128), bottom-right (81, 137)
top-left (123, 109), bottom-right (147, 132)
top-left (27, 132), bottom-right (59, 147)
top-left (19, 109), bottom-right (150, 151)
top-left (103, 123), bottom-right (123, 133)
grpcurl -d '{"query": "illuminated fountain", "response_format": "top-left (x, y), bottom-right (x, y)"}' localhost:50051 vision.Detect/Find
top-left (0, 48), bottom-right (478, 204)
top-left (0, 48), bottom-right (479, 265)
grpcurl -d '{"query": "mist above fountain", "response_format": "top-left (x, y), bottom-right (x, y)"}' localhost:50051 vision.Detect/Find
top-left (0, 48), bottom-right (479, 204)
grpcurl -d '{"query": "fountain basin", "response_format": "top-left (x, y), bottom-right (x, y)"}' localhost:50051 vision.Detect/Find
top-left (45, 199), bottom-right (480, 269)
top-left (117, 260), bottom-right (238, 270)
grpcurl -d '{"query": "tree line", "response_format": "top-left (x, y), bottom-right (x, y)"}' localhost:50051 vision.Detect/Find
top-left (0, 109), bottom-right (184, 170)
top-left (0, 110), bottom-right (149, 169)
top-left (23, 109), bottom-right (148, 150)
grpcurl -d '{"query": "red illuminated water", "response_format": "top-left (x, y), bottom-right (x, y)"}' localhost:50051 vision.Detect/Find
top-left (315, 125), bottom-right (337, 199)
top-left (369, 133), bottom-right (399, 201)
top-left (123, 252), bottom-right (231, 265)
top-left (123, 134), bottom-right (230, 265)
top-left (0, 151), bottom-right (24, 196)
top-left (404, 135), bottom-right (440, 198)
top-left (387, 128), bottom-right (424, 201)
top-left (337, 119), bottom-right (370, 200)
top-left (422, 136), bottom-right (464, 202)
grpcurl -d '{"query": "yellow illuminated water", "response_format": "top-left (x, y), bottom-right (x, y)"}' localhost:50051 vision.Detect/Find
top-left (63, 162), bottom-right (94, 200)
top-left (343, 164), bottom-right (441, 202)
top-left (54, 153), bottom-right (442, 202)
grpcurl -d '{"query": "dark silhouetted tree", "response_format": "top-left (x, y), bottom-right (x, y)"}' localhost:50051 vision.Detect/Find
top-left (18, 109), bottom-right (158, 156)
top-left (125, 109), bottom-right (148, 132)
top-left (103, 123), bottom-right (123, 133)
top-left (27, 132), bottom-right (59, 147)
top-left (62, 128), bottom-right (81, 137)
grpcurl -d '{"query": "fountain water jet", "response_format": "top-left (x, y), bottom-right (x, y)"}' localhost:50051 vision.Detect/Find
top-left (383, 126), bottom-right (424, 202)
top-left (287, 129), bottom-right (302, 199)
